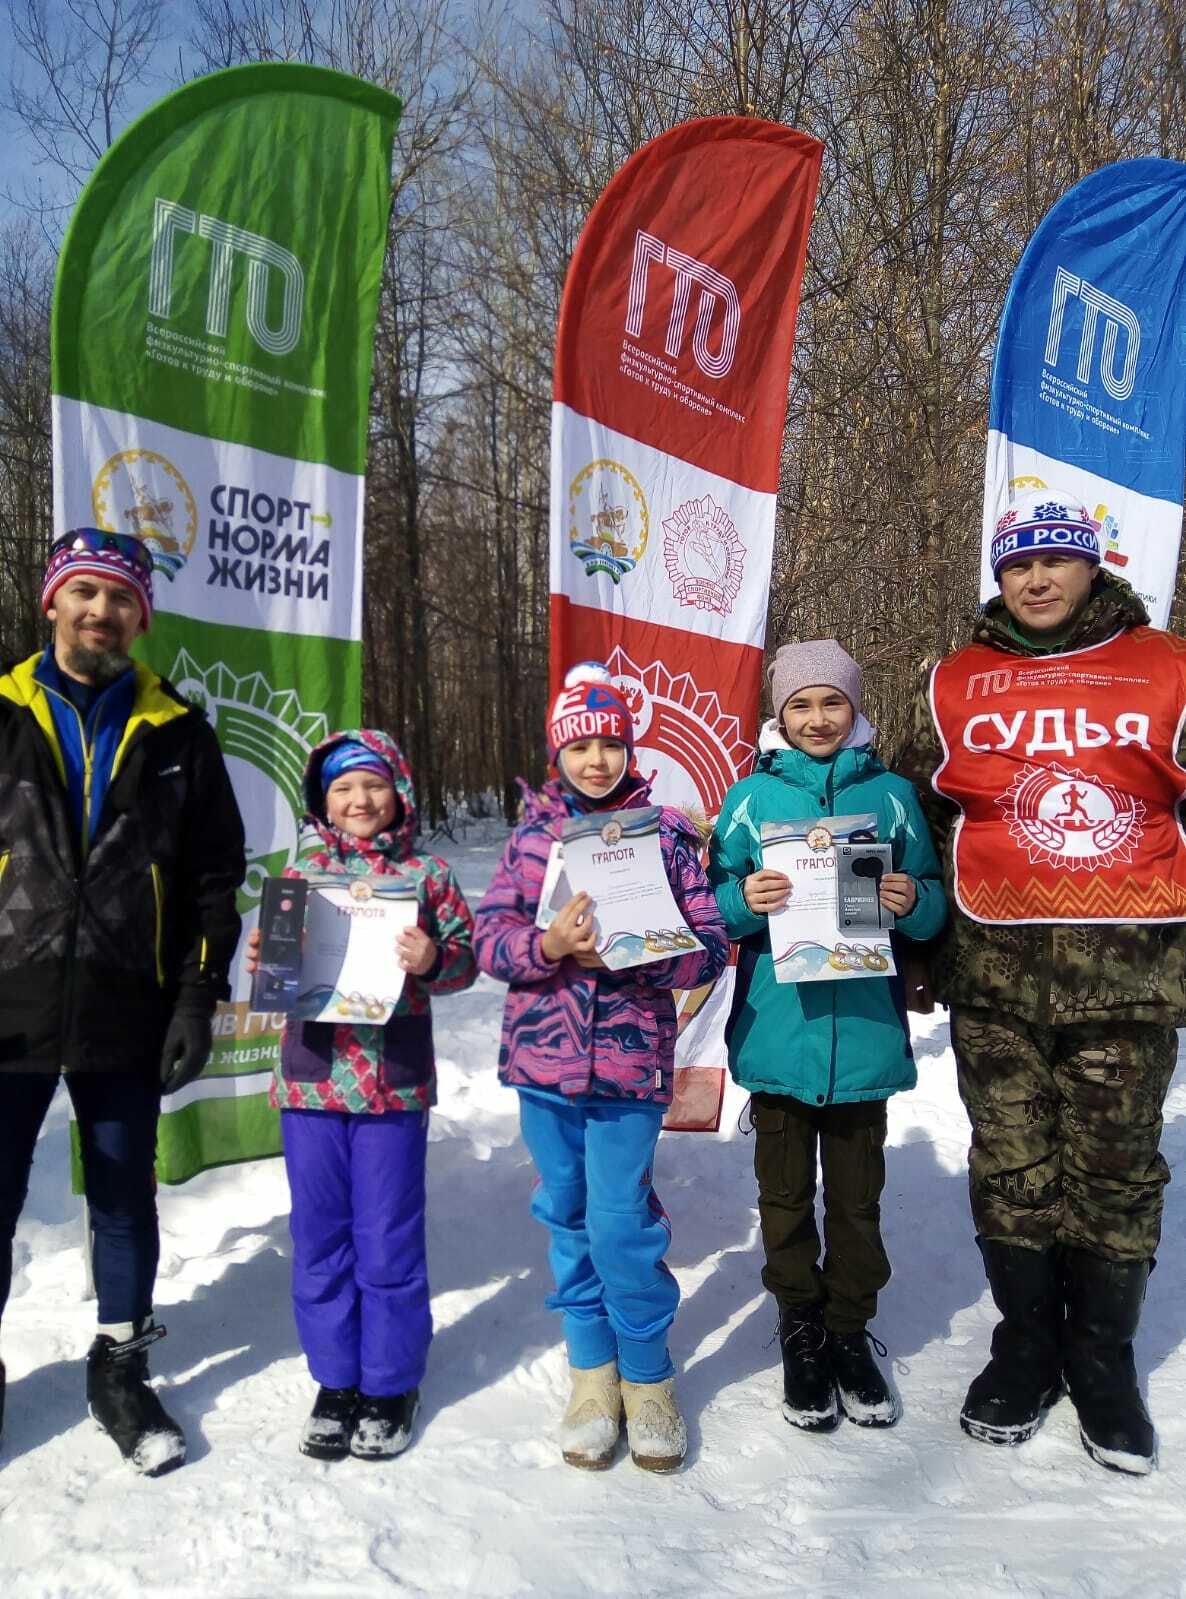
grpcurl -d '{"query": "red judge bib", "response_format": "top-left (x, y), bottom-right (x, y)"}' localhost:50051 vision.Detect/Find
top-left (930, 628), bottom-right (1186, 924)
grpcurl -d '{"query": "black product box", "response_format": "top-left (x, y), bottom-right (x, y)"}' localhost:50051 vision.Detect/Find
top-left (836, 842), bottom-right (895, 933)
top-left (250, 877), bottom-right (307, 1012)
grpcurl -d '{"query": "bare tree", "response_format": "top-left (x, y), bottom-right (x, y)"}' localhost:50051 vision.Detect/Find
top-left (0, 218), bottom-right (53, 660)
top-left (0, 0), bottom-right (167, 663)
top-left (3, 0), bottom-right (164, 201)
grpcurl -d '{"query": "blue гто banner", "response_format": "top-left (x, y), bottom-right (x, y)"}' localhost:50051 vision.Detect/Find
top-left (983, 157), bottom-right (1186, 625)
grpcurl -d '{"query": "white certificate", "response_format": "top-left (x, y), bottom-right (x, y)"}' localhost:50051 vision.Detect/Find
top-left (762, 814), bottom-right (896, 983)
top-left (560, 806), bottom-right (704, 971)
top-left (293, 873), bottom-right (420, 1023)
top-left (534, 840), bottom-right (573, 931)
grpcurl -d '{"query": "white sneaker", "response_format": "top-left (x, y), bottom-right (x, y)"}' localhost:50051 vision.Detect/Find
top-left (561, 1361), bottom-right (622, 1469)
top-left (620, 1376), bottom-right (687, 1473)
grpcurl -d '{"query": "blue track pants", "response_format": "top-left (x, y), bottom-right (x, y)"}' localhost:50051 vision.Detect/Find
top-left (518, 1094), bottom-right (679, 1382)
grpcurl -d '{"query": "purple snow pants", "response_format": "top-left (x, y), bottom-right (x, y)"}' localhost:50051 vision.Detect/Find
top-left (281, 1108), bottom-right (431, 1396)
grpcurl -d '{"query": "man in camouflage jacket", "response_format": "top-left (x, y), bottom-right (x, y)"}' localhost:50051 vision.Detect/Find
top-left (895, 490), bottom-right (1186, 1476)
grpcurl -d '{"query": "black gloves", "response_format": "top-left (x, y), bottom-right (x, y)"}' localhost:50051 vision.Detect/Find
top-left (159, 1007), bottom-right (213, 1096)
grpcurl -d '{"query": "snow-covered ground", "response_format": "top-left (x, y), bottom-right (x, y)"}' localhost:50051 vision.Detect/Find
top-left (4, 832), bottom-right (1186, 1598)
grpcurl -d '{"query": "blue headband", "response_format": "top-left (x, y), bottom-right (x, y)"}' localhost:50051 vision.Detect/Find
top-left (320, 741), bottom-right (394, 792)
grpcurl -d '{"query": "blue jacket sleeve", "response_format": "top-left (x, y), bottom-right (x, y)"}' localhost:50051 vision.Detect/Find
top-left (888, 781), bottom-right (947, 943)
top-left (707, 785), bottom-right (767, 941)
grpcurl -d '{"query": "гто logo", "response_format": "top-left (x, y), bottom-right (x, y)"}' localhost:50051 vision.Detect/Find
top-left (92, 449), bottom-right (198, 580)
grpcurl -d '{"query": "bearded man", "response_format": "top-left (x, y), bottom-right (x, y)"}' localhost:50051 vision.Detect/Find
top-left (0, 528), bottom-right (244, 1474)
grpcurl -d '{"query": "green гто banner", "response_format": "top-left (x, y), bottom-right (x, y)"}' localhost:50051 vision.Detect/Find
top-left (52, 63), bottom-right (400, 1182)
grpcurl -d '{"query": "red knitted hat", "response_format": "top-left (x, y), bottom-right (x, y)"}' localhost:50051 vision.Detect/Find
top-left (546, 662), bottom-right (634, 762)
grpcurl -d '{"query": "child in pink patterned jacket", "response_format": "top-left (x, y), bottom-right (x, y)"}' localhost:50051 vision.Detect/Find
top-left (473, 663), bottom-right (727, 1474)
top-left (247, 729), bottom-right (475, 1466)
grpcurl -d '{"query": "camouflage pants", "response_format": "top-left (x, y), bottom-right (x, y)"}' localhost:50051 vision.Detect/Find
top-left (949, 1008), bottom-right (1178, 1262)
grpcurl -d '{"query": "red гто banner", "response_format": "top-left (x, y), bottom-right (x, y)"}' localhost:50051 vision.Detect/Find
top-left (550, 116), bottom-right (823, 1128)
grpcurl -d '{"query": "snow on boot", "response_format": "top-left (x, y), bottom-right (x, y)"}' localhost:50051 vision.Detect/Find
top-left (560, 1360), bottom-right (622, 1470)
top-left (299, 1386), bottom-right (359, 1461)
top-left (1062, 1247), bottom-right (1156, 1476)
top-left (829, 1329), bottom-right (901, 1428)
top-left (349, 1389), bottom-right (420, 1461)
top-left (86, 1320), bottom-right (186, 1478)
top-left (778, 1304), bottom-right (839, 1433)
top-left (620, 1376), bottom-right (686, 1473)
top-left (0, 1356), bottom-right (5, 1442)
top-left (960, 1239), bottom-right (1062, 1447)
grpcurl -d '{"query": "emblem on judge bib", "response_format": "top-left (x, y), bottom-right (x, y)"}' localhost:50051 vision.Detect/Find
top-left (997, 764), bottom-right (1144, 871)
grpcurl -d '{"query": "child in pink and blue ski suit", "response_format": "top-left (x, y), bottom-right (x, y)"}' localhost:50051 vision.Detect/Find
top-left (255, 729), bottom-right (475, 1462)
top-left (474, 665), bottom-right (727, 1469)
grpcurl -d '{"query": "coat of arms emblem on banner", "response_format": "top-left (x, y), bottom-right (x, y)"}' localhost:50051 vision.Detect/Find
top-left (661, 494), bottom-right (745, 615)
top-left (568, 459), bottom-right (649, 583)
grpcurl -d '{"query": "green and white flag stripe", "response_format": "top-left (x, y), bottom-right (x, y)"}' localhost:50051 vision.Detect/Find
top-left (51, 63), bottom-right (400, 1183)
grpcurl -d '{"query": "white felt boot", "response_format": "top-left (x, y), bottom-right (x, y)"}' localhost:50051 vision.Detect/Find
top-left (620, 1376), bottom-right (687, 1473)
top-left (560, 1361), bottom-right (622, 1469)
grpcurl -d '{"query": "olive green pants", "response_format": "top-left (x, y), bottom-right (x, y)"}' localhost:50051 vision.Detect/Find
top-left (750, 1092), bottom-right (891, 1334)
top-left (950, 1008), bottom-right (1178, 1261)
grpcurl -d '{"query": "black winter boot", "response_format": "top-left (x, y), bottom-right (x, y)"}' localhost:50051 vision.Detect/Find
top-left (1062, 1247), bottom-right (1155, 1475)
top-left (86, 1320), bottom-right (185, 1477)
top-left (777, 1304), bottom-right (839, 1432)
top-left (829, 1330), bottom-right (901, 1427)
top-left (299, 1386), bottom-right (359, 1461)
top-left (350, 1389), bottom-right (420, 1460)
top-left (960, 1239), bottom-right (1062, 1446)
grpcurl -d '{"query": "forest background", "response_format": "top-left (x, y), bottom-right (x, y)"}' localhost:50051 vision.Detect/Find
top-left (3, 0), bottom-right (1186, 822)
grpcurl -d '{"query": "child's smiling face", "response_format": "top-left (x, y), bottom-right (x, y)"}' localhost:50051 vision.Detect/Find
top-left (325, 770), bottom-right (398, 838)
top-left (781, 685), bottom-right (854, 759)
top-left (560, 737), bottom-right (627, 798)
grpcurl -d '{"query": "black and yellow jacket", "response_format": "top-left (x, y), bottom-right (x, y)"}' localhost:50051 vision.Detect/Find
top-left (0, 652), bottom-right (246, 1073)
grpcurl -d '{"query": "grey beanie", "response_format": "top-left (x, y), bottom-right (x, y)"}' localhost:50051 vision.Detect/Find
top-left (768, 639), bottom-right (862, 719)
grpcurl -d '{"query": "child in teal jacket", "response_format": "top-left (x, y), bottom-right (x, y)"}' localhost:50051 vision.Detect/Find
top-left (709, 640), bottom-right (944, 1435)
